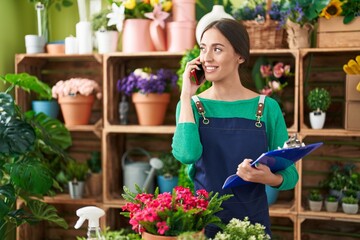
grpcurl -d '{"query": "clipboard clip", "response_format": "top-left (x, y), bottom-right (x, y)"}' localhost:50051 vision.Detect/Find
top-left (283, 134), bottom-right (304, 149)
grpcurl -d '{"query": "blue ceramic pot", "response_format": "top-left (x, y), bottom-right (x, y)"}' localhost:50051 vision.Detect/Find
top-left (157, 175), bottom-right (179, 193)
top-left (32, 100), bottom-right (59, 119)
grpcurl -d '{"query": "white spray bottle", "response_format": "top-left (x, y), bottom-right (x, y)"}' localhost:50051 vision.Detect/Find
top-left (74, 206), bottom-right (105, 240)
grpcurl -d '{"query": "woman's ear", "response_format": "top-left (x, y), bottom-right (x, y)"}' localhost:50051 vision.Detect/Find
top-left (238, 58), bottom-right (245, 64)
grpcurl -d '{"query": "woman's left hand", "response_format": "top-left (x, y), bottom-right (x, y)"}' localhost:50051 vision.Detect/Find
top-left (236, 159), bottom-right (283, 186)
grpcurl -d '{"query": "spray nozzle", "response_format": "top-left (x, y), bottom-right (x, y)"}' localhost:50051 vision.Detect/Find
top-left (74, 206), bottom-right (105, 229)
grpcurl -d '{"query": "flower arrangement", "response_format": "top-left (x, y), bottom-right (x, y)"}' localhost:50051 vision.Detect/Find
top-left (117, 68), bottom-right (178, 96)
top-left (279, 0), bottom-right (330, 27)
top-left (106, 0), bottom-right (173, 31)
top-left (121, 185), bottom-right (233, 236)
top-left (52, 78), bottom-right (102, 99)
top-left (320, 0), bottom-right (360, 24)
top-left (257, 61), bottom-right (292, 96)
top-left (212, 217), bottom-right (270, 240)
top-left (232, 0), bottom-right (288, 22)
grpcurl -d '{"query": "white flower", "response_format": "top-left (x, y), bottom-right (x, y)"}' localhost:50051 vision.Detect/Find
top-left (107, 3), bottom-right (125, 32)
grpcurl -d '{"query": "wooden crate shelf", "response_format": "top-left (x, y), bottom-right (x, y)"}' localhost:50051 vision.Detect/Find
top-left (15, 48), bottom-right (360, 240)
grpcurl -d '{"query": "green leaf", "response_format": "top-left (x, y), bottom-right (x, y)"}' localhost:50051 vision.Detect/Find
top-left (0, 93), bottom-right (15, 124)
top-left (1, 73), bottom-right (52, 100)
top-left (0, 119), bottom-right (36, 155)
top-left (7, 208), bottom-right (37, 226)
top-left (62, 0), bottom-right (73, 7)
top-left (10, 157), bottom-right (53, 195)
top-left (28, 199), bottom-right (68, 229)
top-left (25, 111), bottom-right (72, 150)
top-left (0, 184), bottom-right (16, 205)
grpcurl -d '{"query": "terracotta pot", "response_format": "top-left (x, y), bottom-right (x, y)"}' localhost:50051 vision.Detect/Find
top-left (46, 43), bottom-right (65, 54)
top-left (122, 19), bottom-right (154, 52)
top-left (87, 173), bottom-right (102, 196)
top-left (58, 94), bottom-right (95, 125)
top-left (132, 93), bottom-right (170, 126)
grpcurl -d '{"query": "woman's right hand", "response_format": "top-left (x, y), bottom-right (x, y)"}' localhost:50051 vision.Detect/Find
top-left (180, 57), bottom-right (203, 100)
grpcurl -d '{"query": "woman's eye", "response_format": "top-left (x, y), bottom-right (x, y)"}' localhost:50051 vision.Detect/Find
top-left (214, 48), bottom-right (222, 52)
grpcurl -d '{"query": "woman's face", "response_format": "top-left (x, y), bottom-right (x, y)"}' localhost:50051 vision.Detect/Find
top-left (199, 28), bottom-right (241, 83)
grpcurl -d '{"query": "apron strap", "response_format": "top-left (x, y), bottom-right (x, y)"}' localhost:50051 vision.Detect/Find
top-left (255, 95), bottom-right (266, 128)
top-left (191, 95), bottom-right (209, 124)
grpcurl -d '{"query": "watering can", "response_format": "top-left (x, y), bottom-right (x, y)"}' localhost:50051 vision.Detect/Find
top-left (121, 148), bottom-right (163, 193)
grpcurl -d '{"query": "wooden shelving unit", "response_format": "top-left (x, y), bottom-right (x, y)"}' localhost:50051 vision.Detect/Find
top-left (14, 48), bottom-right (360, 240)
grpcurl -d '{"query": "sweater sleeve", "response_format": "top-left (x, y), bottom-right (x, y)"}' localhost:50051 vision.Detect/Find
top-left (171, 101), bottom-right (203, 164)
top-left (265, 98), bottom-right (299, 190)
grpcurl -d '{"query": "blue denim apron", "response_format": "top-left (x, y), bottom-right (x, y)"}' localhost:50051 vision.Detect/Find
top-left (192, 95), bottom-right (271, 238)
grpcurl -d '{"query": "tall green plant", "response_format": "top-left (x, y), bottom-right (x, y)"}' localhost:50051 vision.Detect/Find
top-left (0, 73), bottom-right (73, 239)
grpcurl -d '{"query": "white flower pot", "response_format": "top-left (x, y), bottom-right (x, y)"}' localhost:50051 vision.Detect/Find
top-left (309, 200), bottom-right (323, 211)
top-left (309, 111), bottom-right (326, 129)
top-left (342, 203), bottom-right (359, 214)
top-left (68, 181), bottom-right (85, 199)
top-left (96, 30), bottom-right (119, 54)
top-left (25, 35), bottom-right (46, 54)
top-left (325, 201), bottom-right (338, 212)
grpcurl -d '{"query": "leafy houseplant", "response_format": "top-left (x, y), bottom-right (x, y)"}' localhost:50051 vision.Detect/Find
top-left (307, 87), bottom-right (331, 129)
top-left (121, 185), bottom-right (233, 237)
top-left (117, 68), bottom-right (178, 125)
top-left (157, 152), bottom-right (181, 193)
top-left (341, 195), bottom-right (359, 214)
top-left (65, 160), bottom-right (89, 199)
top-left (325, 195), bottom-right (339, 212)
top-left (1, 73), bottom-right (60, 118)
top-left (308, 189), bottom-right (323, 211)
top-left (0, 73), bottom-right (73, 239)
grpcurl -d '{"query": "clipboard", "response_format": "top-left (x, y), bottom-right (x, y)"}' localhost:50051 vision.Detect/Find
top-left (222, 142), bottom-right (323, 189)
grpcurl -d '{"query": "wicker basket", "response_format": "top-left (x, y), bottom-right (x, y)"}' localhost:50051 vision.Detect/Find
top-left (241, 0), bottom-right (287, 49)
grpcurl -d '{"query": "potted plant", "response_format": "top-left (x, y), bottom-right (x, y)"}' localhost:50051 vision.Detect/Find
top-left (65, 159), bottom-right (89, 199)
top-left (308, 189), bottom-right (323, 211)
top-left (91, 8), bottom-right (119, 54)
top-left (0, 74), bottom-right (72, 238)
top-left (87, 151), bottom-right (102, 196)
top-left (279, 0), bottom-right (329, 49)
top-left (52, 77), bottom-right (102, 125)
top-left (1, 73), bottom-right (60, 118)
top-left (325, 195), bottom-right (339, 212)
top-left (307, 87), bottom-right (331, 129)
top-left (341, 195), bottom-right (359, 214)
top-left (121, 185), bottom-right (233, 239)
top-left (156, 152), bottom-right (181, 193)
top-left (117, 68), bottom-right (178, 125)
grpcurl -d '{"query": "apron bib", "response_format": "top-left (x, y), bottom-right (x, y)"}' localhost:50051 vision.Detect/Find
top-left (192, 95), bottom-right (271, 238)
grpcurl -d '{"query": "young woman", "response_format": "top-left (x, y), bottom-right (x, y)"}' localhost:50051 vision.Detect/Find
top-left (171, 18), bottom-right (299, 238)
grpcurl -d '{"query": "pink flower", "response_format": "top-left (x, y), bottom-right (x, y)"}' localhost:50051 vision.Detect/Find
top-left (261, 87), bottom-right (273, 96)
top-left (260, 65), bottom-right (272, 78)
top-left (156, 221), bottom-right (169, 235)
top-left (52, 78), bottom-right (102, 99)
top-left (273, 62), bottom-right (285, 78)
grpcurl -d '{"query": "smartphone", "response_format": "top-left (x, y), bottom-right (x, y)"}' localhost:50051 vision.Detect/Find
top-left (190, 64), bottom-right (205, 85)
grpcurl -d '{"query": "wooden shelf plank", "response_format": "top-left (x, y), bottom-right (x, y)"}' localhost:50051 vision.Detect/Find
top-left (300, 128), bottom-right (360, 137)
top-left (105, 125), bottom-right (176, 134)
top-left (299, 210), bottom-right (360, 222)
top-left (43, 194), bottom-right (101, 205)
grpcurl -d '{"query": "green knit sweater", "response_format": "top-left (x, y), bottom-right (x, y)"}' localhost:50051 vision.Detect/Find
top-left (171, 96), bottom-right (299, 190)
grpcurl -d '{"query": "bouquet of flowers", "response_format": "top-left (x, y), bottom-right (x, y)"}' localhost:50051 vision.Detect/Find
top-left (52, 78), bottom-right (102, 99)
top-left (212, 217), bottom-right (270, 240)
top-left (121, 185), bottom-right (233, 236)
top-left (117, 68), bottom-right (178, 96)
top-left (258, 62), bottom-right (291, 96)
